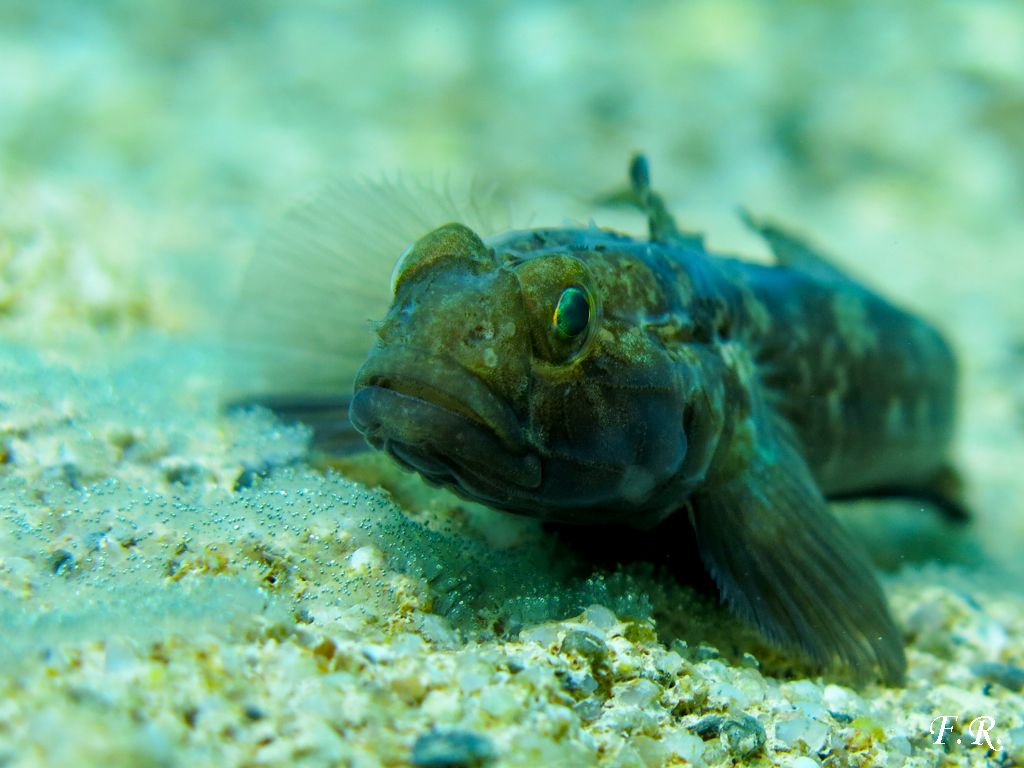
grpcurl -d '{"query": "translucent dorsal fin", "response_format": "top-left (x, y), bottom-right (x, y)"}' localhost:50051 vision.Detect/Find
top-left (224, 175), bottom-right (507, 400)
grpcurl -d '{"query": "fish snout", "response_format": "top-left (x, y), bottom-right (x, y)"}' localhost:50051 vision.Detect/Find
top-left (350, 346), bottom-right (541, 493)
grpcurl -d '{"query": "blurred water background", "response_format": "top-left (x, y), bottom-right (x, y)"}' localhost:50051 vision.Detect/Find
top-left (1, 2), bottom-right (1024, 765)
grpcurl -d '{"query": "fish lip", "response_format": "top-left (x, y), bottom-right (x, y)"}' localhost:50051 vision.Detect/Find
top-left (352, 345), bottom-right (528, 453)
top-left (350, 385), bottom-right (541, 491)
top-left (350, 346), bottom-right (540, 490)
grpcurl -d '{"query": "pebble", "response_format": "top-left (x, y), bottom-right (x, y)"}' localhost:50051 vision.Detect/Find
top-left (631, 735), bottom-right (667, 767)
top-left (719, 714), bottom-right (766, 759)
top-left (479, 686), bottom-right (519, 719)
top-left (520, 623), bottom-right (561, 647)
top-left (691, 713), bottom-right (766, 759)
top-left (561, 670), bottom-right (598, 696)
top-left (821, 684), bottom-right (861, 719)
top-left (582, 604), bottom-right (618, 631)
top-left (348, 545), bottom-right (382, 572)
top-left (652, 649), bottom-right (684, 676)
top-left (691, 714), bottom-right (724, 740)
top-left (574, 698), bottom-right (603, 722)
top-left (885, 736), bottom-right (911, 759)
top-left (411, 728), bottom-right (495, 768)
top-left (662, 731), bottom-right (704, 763)
top-left (418, 615), bottom-right (459, 649)
top-left (616, 679), bottom-right (661, 708)
top-left (561, 629), bottom-right (608, 662)
top-left (775, 715), bottom-right (829, 753)
top-left (708, 679), bottom-right (750, 709)
top-left (419, 690), bottom-right (461, 722)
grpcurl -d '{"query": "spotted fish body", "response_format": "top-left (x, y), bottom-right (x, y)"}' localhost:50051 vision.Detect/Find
top-left (346, 157), bottom-right (959, 684)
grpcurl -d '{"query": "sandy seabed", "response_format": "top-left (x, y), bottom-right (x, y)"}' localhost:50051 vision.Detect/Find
top-left (1, 2), bottom-right (1023, 766)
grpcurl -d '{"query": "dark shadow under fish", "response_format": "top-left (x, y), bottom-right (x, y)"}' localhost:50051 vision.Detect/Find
top-left (230, 156), bottom-right (968, 685)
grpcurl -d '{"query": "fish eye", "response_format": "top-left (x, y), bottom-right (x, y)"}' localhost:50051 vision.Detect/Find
top-left (552, 285), bottom-right (591, 341)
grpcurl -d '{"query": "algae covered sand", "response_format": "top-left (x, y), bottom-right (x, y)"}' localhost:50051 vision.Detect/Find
top-left (2, 1), bottom-right (1024, 766)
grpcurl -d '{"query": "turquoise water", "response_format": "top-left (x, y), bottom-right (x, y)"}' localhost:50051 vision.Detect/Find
top-left (1, 2), bottom-right (1023, 765)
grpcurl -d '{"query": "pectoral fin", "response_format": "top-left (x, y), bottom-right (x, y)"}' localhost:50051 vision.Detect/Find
top-left (691, 423), bottom-right (906, 684)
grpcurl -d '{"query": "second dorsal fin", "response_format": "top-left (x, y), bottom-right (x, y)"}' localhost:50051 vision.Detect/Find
top-left (740, 209), bottom-right (856, 284)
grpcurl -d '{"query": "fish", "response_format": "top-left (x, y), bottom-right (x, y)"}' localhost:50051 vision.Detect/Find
top-left (235, 157), bottom-right (964, 684)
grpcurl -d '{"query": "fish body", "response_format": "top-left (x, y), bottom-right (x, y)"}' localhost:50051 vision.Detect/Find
top-left (345, 157), bottom-right (959, 683)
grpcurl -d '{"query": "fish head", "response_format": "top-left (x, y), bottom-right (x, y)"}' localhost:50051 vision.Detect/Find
top-left (351, 223), bottom-right (693, 524)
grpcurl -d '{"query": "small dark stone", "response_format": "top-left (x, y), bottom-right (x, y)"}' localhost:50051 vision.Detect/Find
top-left (50, 549), bottom-right (74, 576)
top-left (574, 698), bottom-right (604, 722)
top-left (689, 713), bottom-right (765, 758)
top-left (411, 728), bottom-right (495, 768)
top-left (234, 463), bottom-right (270, 490)
top-left (690, 714), bottom-right (725, 739)
top-left (560, 629), bottom-right (608, 662)
top-left (163, 462), bottom-right (204, 486)
top-left (720, 714), bottom-right (766, 758)
top-left (560, 670), bottom-right (598, 696)
top-left (243, 705), bottom-right (264, 721)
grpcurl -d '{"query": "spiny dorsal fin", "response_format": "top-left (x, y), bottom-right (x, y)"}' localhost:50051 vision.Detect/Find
top-left (595, 154), bottom-right (704, 248)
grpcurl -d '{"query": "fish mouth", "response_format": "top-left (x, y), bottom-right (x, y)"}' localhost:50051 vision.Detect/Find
top-left (350, 347), bottom-right (541, 492)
